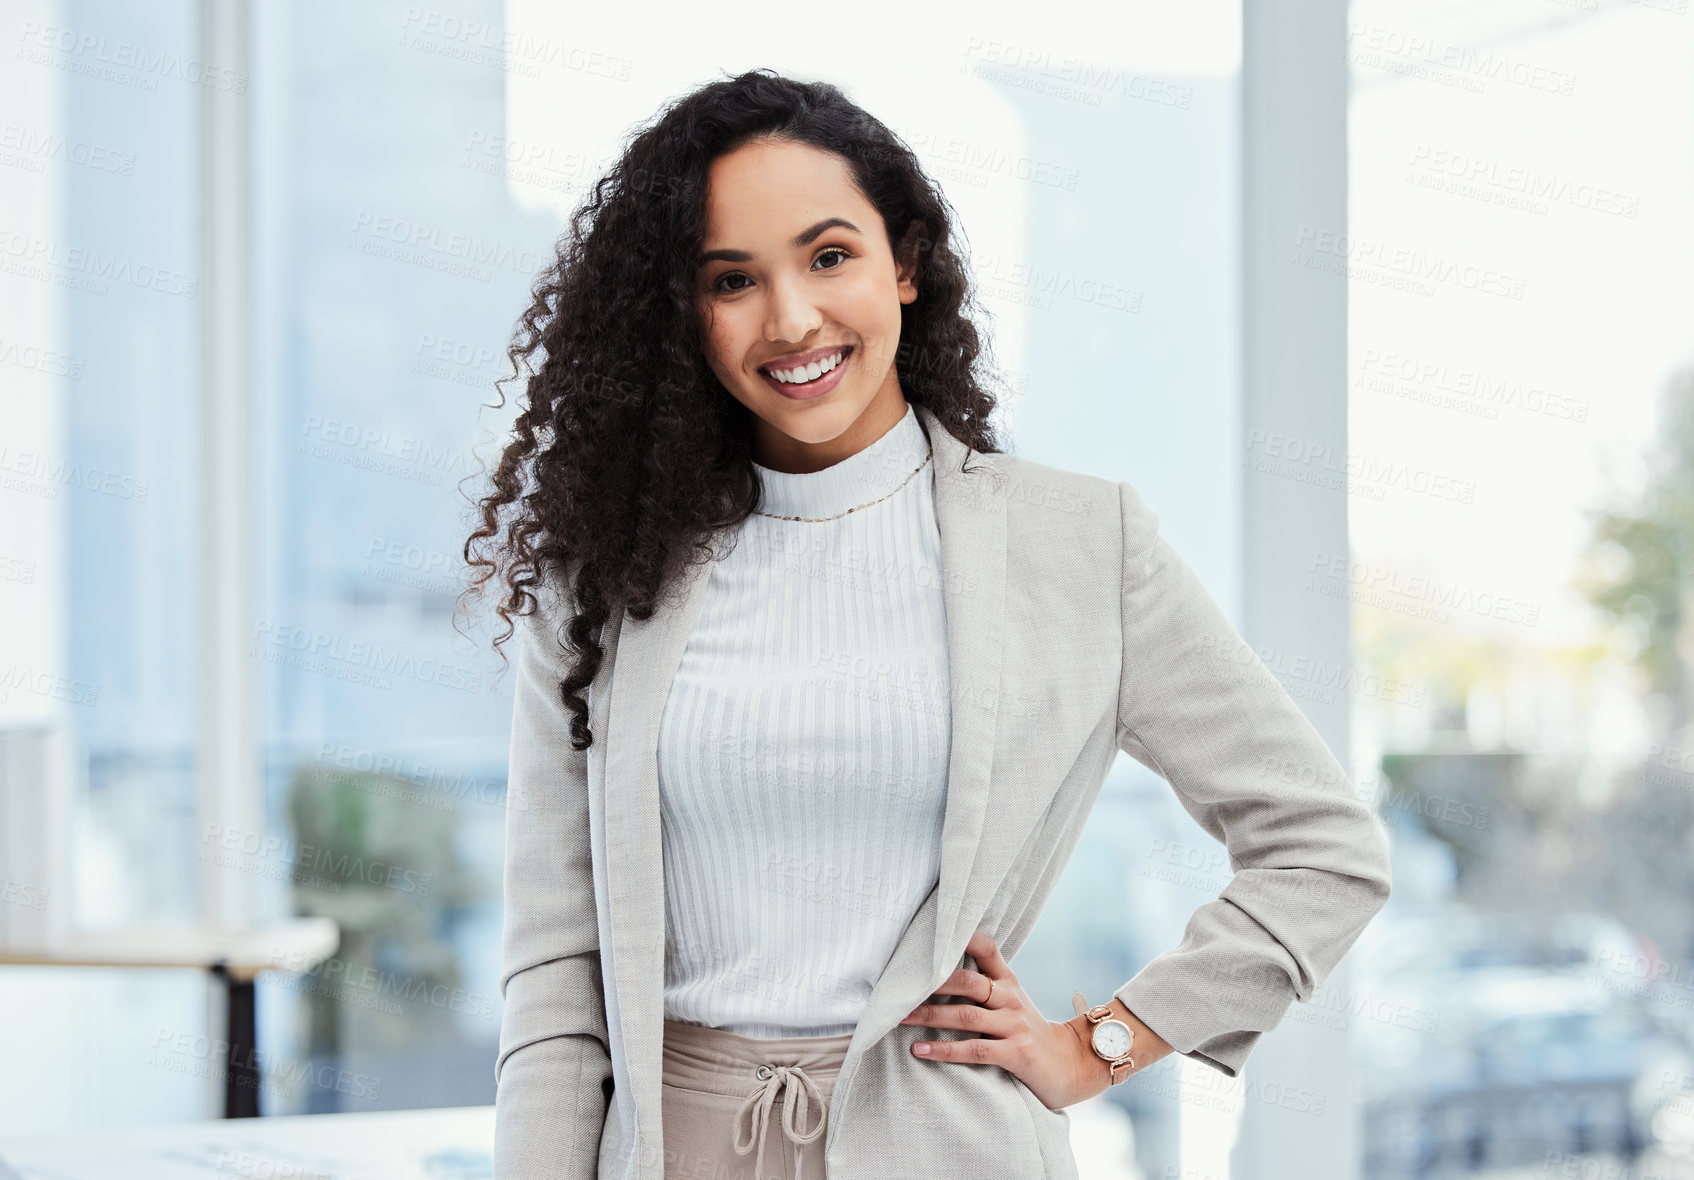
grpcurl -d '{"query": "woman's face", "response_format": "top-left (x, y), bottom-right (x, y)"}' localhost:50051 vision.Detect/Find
top-left (694, 136), bottom-right (919, 473)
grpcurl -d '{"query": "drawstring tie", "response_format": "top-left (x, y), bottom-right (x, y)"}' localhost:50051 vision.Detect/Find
top-left (732, 1062), bottom-right (828, 1180)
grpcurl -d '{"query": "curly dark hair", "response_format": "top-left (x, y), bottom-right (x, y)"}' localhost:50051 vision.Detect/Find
top-left (458, 67), bottom-right (1011, 752)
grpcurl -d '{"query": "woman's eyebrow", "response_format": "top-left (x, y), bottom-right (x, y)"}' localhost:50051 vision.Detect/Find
top-left (697, 216), bottom-right (862, 267)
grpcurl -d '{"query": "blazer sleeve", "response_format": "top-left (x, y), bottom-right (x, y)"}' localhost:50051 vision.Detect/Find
top-left (1109, 480), bottom-right (1393, 1079)
top-left (493, 579), bottom-right (614, 1179)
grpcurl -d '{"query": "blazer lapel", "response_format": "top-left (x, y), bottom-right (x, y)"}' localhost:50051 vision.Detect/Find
top-left (598, 400), bottom-right (1012, 1153)
top-left (915, 403), bottom-right (1009, 980)
top-left (599, 535), bottom-right (716, 1151)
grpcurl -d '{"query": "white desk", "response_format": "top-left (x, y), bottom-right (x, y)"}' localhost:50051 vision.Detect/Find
top-left (0, 1104), bottom-right (492, 1179)
top-left (0, 921), bottom-right (339, 982)
top-left (0, 919), bottom-right (339, 1119)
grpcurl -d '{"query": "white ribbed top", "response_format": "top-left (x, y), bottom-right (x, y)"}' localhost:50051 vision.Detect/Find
top-left (655, 400), bottom-right (953, 1036)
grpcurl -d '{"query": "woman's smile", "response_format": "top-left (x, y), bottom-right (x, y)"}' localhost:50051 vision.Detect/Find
top-left (758, 344), bottom-right (855, 401)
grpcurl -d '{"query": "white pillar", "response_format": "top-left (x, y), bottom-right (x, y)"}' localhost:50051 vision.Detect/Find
top-left (0, 0), bottom-right (72, 953)
top-left (198, 0), bottom-right (259, 932)
top-left (1238, 1), bottom-right (1362, 1178)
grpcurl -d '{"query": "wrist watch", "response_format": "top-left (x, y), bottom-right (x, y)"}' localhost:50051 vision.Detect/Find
top-left (1071, 990), bottom-right (1136, 1084)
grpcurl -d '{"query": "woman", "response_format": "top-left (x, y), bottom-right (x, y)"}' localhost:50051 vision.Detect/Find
top-left (465, 69), bottom-right (1393, 1180)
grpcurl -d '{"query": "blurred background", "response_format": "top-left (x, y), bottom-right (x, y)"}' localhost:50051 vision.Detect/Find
top-left (1, 0), bottom-right (1691, 1178)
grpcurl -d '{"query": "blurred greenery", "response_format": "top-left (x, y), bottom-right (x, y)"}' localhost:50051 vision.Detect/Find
top-left (1575, 364), bottom-right (1694, 736)
top-left (285, 764), bottom-right (489, 1087)
top-left (1367, 367), bottom-right (1694, 959)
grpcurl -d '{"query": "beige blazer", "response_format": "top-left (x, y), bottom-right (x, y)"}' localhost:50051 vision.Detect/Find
top-left (492, 402), bottom-right (1393, 1179)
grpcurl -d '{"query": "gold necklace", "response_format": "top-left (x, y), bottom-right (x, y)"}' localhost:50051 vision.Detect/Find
top-left (752, 445), bottom-right (932, 523)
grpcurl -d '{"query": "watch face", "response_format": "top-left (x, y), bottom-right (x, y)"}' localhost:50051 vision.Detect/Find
top-left (1092, 1019), bottom-right (1132, 1059)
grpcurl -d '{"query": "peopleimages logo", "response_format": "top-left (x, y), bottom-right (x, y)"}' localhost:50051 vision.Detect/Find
top-left (16, 20), bottom-right (249, 93)
top-left (200, 823), bottom-right (434, 897)
top-left (265, 949), bottom-right (498, 1021)
top-left (250, 618), bottom-right (484, 694)
top-left (149, 1027), bottom-right (381, 1099)
top-left (1304, 550), bottom-right (1541, 628)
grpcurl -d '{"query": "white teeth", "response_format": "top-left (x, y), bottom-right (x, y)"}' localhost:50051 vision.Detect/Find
top-left (767, 349), bottom-right (845, 385)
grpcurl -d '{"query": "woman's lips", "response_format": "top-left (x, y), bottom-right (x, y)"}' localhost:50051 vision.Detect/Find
top-left (759, 346), bottom-right (853, 401)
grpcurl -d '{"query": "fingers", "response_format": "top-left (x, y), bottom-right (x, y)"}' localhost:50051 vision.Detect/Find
top-left (945, 966), bottom-right (999, 997)
top-left (913, 1032), bottom-right (1009, 1064)
top-left (900, 1000), bottom-right (1008, 1034)
top-left (904, 932), bottom-right (1018, 1024)
top-left (914, 967), bottom-right (1009, 1011)
top-left (965, 932), bottom-right (1015, 1009)
top-left (967, 929), bottom-right (1009, 977)
top-left (906, 934), bottom-right (1026, 1066)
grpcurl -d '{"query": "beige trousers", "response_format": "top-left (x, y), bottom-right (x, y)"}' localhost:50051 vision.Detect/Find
top-left (659, 1017), bottom-right (855, 1180)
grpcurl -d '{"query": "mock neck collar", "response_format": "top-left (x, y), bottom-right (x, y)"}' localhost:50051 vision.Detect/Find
top-left (751, 401), bottom-right (931, 521)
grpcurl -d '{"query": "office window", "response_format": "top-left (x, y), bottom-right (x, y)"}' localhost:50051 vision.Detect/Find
top-left (1345, 3), bottom-right (1694, 1176)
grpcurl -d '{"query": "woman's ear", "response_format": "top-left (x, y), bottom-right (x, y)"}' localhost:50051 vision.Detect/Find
top-left (895, 218), bottom-right (929, 302)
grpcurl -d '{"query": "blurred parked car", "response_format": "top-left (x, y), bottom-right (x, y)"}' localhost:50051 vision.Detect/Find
top-left (1349, 906), bottom-right (1694, 1177)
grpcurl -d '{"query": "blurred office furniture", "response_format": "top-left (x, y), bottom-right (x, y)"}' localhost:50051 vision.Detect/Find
top-left (0, 721), bottom-right (348, 1123)
top-left (2, 713), bottom-right (338, 1119)
top-left (0, 917), bottom-right (339, 1119)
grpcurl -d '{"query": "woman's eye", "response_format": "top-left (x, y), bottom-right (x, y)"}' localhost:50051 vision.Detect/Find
top-left (711, 249), bottom-right (849, 295)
